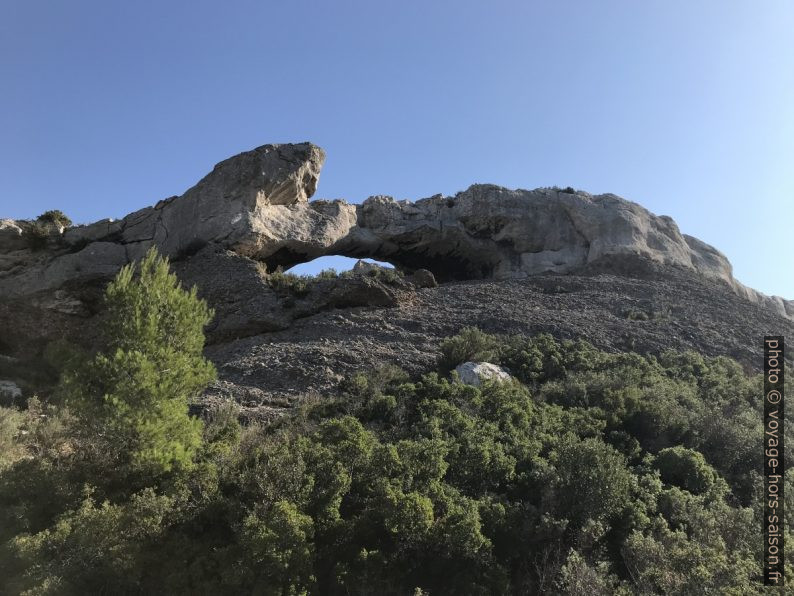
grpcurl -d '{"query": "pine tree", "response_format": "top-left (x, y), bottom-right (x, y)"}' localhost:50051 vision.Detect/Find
top-left (64, 247), bottom-right (216, 477)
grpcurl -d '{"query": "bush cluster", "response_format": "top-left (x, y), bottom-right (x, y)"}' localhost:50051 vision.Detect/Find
top-left (22, 210), bottom-right (73, 250)
top-left (360, 266), bottom-right (404, 284)
top-left (37, 210), bottom-right (73, 228)
top-left (266, 267), bottom-right (312, 296)
top-left (263, 264), bottom-right (403, 298)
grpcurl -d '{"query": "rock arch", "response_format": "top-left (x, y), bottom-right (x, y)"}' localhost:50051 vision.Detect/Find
top-left (1, 142), bottom-right (791, 319)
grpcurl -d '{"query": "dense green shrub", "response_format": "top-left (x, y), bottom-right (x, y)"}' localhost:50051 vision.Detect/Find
top-left (654, 446), bottom-right (719, 495)
top-left (438, 326), bottom-right (498, 373)
top-left (550, 436), bottom-right (633, 525)
top-left (1, 323), bottom-right (791, 593)
top-left (62, 247), bottom-right (216, 479)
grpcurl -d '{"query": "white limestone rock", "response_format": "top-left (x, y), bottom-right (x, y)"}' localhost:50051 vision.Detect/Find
top-left (454, 362), bottom-right (512, 387)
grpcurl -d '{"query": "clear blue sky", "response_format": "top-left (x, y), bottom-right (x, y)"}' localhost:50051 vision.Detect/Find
top-left (1, 1), bottom-right (792, 298)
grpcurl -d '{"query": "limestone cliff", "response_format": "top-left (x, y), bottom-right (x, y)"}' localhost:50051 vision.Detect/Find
top-left (1, 142), bottom-right (792, 408)
top-left (0, 142), bottom-right (790, 318)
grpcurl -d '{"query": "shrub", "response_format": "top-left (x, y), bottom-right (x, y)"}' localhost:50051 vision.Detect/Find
top-left (625, 308), bottom-right (650, 321)
top-left (366, 266), bottom-right (404, 284)
top-left (550, 436), bottom-right (633, 525)
top-left (62, 247), bottom-right (216, 478)
top-left (438, 326), bottom-right (498, 373)
top-left (37, 210), bottom-right (72, 228)
top-left (24, 222), bottom-right (51, 250)
top-left (239, 501), bottom-right (316, 592)
top-left (0, 406), bottom-right (26, 469)
top-left (10, 488), bottom-right (179, 594)
top-left (654, 446), bottom-right (718, 495)
top-left (266, 266), bottom-right (311, 296)
top-left (556, 549), bottom-right (627, 595)
top-left (498, 333), bottom-right (567, 384)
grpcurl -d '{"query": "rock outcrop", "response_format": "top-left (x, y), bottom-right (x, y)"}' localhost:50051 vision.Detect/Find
top-left (454, 362), bottom-right (512, 387)
top-left (2, 141), bottom-right (790, 318)
top-left (0, 143), bottom-right (326, 298)
top-left (1, 141), bottom-right (792, 394)
top-left (172, 246), bottom-right (419, 344)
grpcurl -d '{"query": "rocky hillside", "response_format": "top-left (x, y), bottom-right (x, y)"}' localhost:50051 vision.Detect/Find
top-left (1, 142), bottom-right (791, 409)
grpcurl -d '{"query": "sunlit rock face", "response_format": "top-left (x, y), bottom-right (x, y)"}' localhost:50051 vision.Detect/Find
top-left (2, 141), bottom-right (793, 407)
top-left (0, 141), bottom-right (791, 317)
top-left (454, 362), bottom-right (512, 387)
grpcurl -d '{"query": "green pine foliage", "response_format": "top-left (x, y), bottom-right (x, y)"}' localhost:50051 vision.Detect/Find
top-left (62, 247), bottom-right (217, 478)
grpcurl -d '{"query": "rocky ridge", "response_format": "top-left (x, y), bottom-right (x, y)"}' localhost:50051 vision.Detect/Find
top-left (1, 142), bottom-right (791, 410)
top-left (2, 142), bottom-right (790, 317)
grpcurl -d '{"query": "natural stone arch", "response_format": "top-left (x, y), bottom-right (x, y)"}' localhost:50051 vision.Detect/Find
top-left (259, 229), bottom-right (495, 283)
top-left (1, 142), bottom-right (791, 319)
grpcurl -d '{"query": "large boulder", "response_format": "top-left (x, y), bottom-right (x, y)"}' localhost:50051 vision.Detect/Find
top-left (454, 362), bottom-right (512, 387)
top-left (407, 269), bottom-right (437, 288)
top-left (85, 142), bottom-right (327, 262)
top-left (0, 143), bottom-right (327, 298)
top-left (352, 259), bottom-right (388, 275)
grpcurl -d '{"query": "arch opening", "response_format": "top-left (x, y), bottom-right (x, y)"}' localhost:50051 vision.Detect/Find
top-left (286, 255), bottom-right (394, 276)
top-left (259, 239), bottom-right (498, 284)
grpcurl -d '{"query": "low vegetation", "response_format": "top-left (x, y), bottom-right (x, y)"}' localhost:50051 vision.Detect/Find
top-left (0, 255), bottom-right (791, 594)
top-left (22, 210), bottom-right (73, 250)
top-left (262, 263), bottom-right (404, 298)
top-left (36, 210), bottom-right (73, 228)
top-left (265, 266), bottom-right (312, 296)
top-left (547, 186), bottom-right (578, 195)
top-left (361, 265), bottom-right (404, 284)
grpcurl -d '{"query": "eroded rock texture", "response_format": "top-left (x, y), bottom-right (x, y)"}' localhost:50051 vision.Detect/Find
top-left (3, 142), bottom-right (791, 313)
top-left (1, 141), bottom-right (792, 405)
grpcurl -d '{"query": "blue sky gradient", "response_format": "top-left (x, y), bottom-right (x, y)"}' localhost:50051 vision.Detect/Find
top-left (1, 1), bottom-right (792, 297)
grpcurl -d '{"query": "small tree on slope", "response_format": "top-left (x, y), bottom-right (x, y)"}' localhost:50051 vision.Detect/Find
top-left (63, 247), bottom-right (216, 478)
